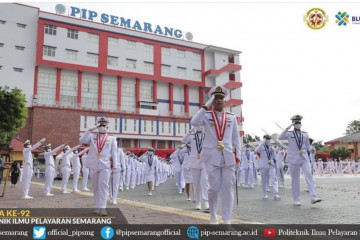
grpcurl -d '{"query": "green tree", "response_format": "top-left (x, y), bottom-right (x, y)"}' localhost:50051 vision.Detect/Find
top-left (312, 140), bottom-right (324, 151)
top-left (0, 86), bottom-right (28, 149)
top-left (345, 119), bottom-right (360, 135)
top-left (317, 145), bottom-right (330, 154)
top-left (330, 147), bottom-right (351, 159)
top-left (243, 134), bottom-right (261, 144)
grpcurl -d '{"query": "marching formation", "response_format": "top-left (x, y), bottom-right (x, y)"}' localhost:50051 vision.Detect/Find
top-left (17, 85), bottom-right (329, 224)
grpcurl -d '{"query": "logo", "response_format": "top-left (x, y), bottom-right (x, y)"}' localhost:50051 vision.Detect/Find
top-left (100, 226), bottom-right (114, 240)
top-left (264, 228), bottom-right (276, 237)
top-left (33, 226), bottom-right (46, 239)
top-left (187, 226), bottom-right (199, 239)
top-left (336, 12), bottom-right (350, 26)
top-left (351, 16), bottom-right (360, 24)
top-left (55, 4), bottom-right (66, 14)
top-left (304, 8), bottom-right (329, 30)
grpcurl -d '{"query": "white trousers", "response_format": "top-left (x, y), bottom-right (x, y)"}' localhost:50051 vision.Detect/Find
top-left (44, 166), bottom-right (55, 194)
top-left (289, 160), bottom-right (317, 202)
top-left (131, 170), bottom-right (137, 187)
top-left (174, 170), bottom-right (185, 192)
top-left (91, 168), bottom-right (111, 208)
top-left (260, 167), bottom-right (278, 197)
top-left (241, 167), bottom-right (254, 186)
top-left (22, 164), bottom-right (33, 197)
top-left (61, 166), bottom-right (71, 192)
top-left (276, 167), bottom-right (285, 186)
top-left (119, 170), bottom-right (125, 189)
top-left (109, 169), bottom-right (120, 201)
top-left (190, 167), bottom-right (209, 203)
top-left (72, 167), bottom-right (81, 190)
top-left (82, 167), bottom-right (89, 189)
top-left (206, 164), bottom-right (235, 221)
top-left (125, 169), bottom-right (131, 187)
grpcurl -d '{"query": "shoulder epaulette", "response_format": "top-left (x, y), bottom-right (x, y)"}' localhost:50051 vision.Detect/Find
top-left (226, 112), bottom-right (234, 115)
top-left (206, 111), bottom-right (212, 113)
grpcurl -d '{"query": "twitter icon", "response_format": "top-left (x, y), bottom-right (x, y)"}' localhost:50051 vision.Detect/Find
top-left (33, 226), bottom-right (46, 239)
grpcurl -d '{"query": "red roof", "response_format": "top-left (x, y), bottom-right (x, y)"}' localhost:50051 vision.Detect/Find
top-left (10, 138), bottom-right (43, 153)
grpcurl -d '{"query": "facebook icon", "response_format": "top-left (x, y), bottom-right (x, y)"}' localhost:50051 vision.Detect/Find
top-left (100, 226), bottom-right (114, 240)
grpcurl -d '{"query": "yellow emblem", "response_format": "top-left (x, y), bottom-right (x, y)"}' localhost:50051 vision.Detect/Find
top-left (304, 8), bottom-right (328, 30)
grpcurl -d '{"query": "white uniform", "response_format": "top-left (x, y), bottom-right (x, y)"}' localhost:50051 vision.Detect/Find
top-left (170, 149), bottom-right (185, 193)
top-left (125, 155), bottom-right (132, 189)
top-left (191, 108), bottom-right (241, 222)
top-left (276, 149), bottom-right (286, 187)
top-left (22, 141), bottom-right (42, 198)
top-left (179, 146), bottom-right (193, 184)
top-left (71, 148), bottom-right (89, 191)
top-left (255, 142), bottom-right (278, 198)
top-left (109, 148), bottom-right (122, 204)
top-left (279, 129), bottom-right (318, 203)
top-left (240, 150), bottom-right (254, 187)
top-left (44, 145), bottom-right (63, 195)
top-left (81, 154), bottom-right (90, 190)
top-left (79, 131), bottom-right (118, 209)
top-left (139, 152), bottom-right (158, 183)
top-left (118, 149), bottom-right (126, 190)
top-left (61, 146), bottom-right (78, 193)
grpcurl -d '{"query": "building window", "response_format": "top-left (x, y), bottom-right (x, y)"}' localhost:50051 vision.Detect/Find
top-left (193, 69), bottom-right (201, 80)
top-left (67, 29), bottom-right (79, 39)
top-left (37, 70), bottom-right (56, 106)
top-left (15, 46), bottom-right (25, 51)
top-left (13, 67), bottom-right (23, 72)
top-left (144, 120), bottom-right (147, 133)
top-left (43, 46), bottom-right (56, 57)
top-left (121, 79), bottom-right (136, 113)
top-left (0, 43), bottom-right (4, 47)
top-left (84, 116), bottom-right (87, 129)
top-left (16, 23), bottom-right (26, 28)
top-left (177, 49), bottom-right (185, 58)
top-left (126, 40), bottom-right (136, 49)
top-left (102, 77), bottom-right (117, 111)
top-left (44, 25), bottom-right (57, 35)
top-left (184, 124), bottom-right (188, 134)
top-left (144, 62), bottom-right (154, 73)
top-left (177, 67), bottom-right (186, 78)
top-left (88, 33), bottom-right (99, 44)
top-left (144, 43), bottom-right (153, 54)
top-left (108, 37), bottom-right (118, 47)
top-left (60, 72), bottom-right (77, 108)
top-left (81, 74), bottom-right (98, 109)
top-left (124, 119), bottom-right (127, 131)
top-left (0, 20), bottom-right (6, 24)
top-left (169, 122), bottom-right (172, 133)
top-left (134, 121), bottom-right (137, 132)
top-left (140, 80), bottom-right (153, 102)
top-left (66, 49), bottom-right (78, 60)
top-left (126, 59), bottom-right (136, 69)
top-left (151, 121), bottom-right (154, 132)
top-left (178, 123), bottom-right (180, 134)
top-left (161, 65), bottom-right (171, 76)
top-left (161, 122), bottom-right (164, 134)
top-left (161, 47), bottom-right (170, 56)
top-left (107, 56), bottom-right (118, 66)
top-left (115, 118), bottom-right (118, 131)
top-left (87, 53), bottom-right (98, 64)
top-left (193, 52), bottom-right (201, 62)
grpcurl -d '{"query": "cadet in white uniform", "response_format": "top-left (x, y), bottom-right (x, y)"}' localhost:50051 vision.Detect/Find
top-left (179, 140), bottom-right (194, 201)
top-left (44, 143), bottom-right (64, 196)
top-left (79, 117), bottom-right (118, 216)
top-left (241, 145), bottom-right (255, 188)
top-left (71, 147), bottom-right (89, 192)
top-left (191, 86), bottom-right (241, 225)
top-left (109, 148), bottom-right (122, 205)
top-left (276, 148), bottom-right (286, 188)
top-left (187, 126), bottom-right (210, 210)
top-left (170, 147), bottom-right (185, 194)
top-left (81, 153), bottom-right (90, 191)
top-left (118, 149), bottom-right (126, 191)
top-left (255, 135), bottom-right (280, 200)
top-left (61, 145), bottom-right (80, 193)
top-left (125, 153), bottom-right (132, 190)
top-left (22, 138), bottom-right (46, 199)
top-left (139, 147), bottom-right (158, 195)
top-left (278, 115), bottom-right (321, 206)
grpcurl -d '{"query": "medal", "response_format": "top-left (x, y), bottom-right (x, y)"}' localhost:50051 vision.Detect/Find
top-left (293, 130), bottom-right (304, 157)
top-left (268, 160), bottom-right (271, 165)
top-left (197, 153), bottom-right (200, 159)
top-left (298, 150), bottom-right (303, 156)
top-left (211, 110), bottom-right (226, 151)
top-left (96, 133), bottom-right (108, 160)
top-left (195, 132), bottom-right (204, 159)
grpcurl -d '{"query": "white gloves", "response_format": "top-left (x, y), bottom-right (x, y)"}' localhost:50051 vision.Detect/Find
top-left (286, 123), bottom-right (294, 130)
top-left (40, 138), bottom-right (46, 143)
top-left (204, 95), bottom-right (215, 109)
top-left (89, 125), bottom-right (99, 131)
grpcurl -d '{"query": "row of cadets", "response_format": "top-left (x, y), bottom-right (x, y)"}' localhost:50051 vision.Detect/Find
top-left (108, 147), bottom-right (124, 205)
top-left (44, 143), bottom-right (64, 196)
top-left (124, 152), bottom-right (133, 190)
top-left (187, 126), bottom-right (209, 210)
top-left (139, 147), bottom-right (158, 195)
top-left (278, 115), bottom-right (322, 206)
top-left (118, 148), bottom-right (126, 191)
top-left (170, 147), bottom-right (186, 194)
top-left (60, 144), bottom-right (81, 194)
top-left (79, 116), bottom-right (118, 216)
top-left (240, 144), bottom-right (255, 188)
top-left (255, 135), bottom-right (280, 200)
top-left (180, 132), bottom-right (194, 201)
top-left (71, 147), bottom-right (89, 192)
top-left (191, 86), bottom-right (241, 225)
top-left (81, 152), bottom-right (90, 191)
top-left (22, 138), bottom-right (46, 199)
